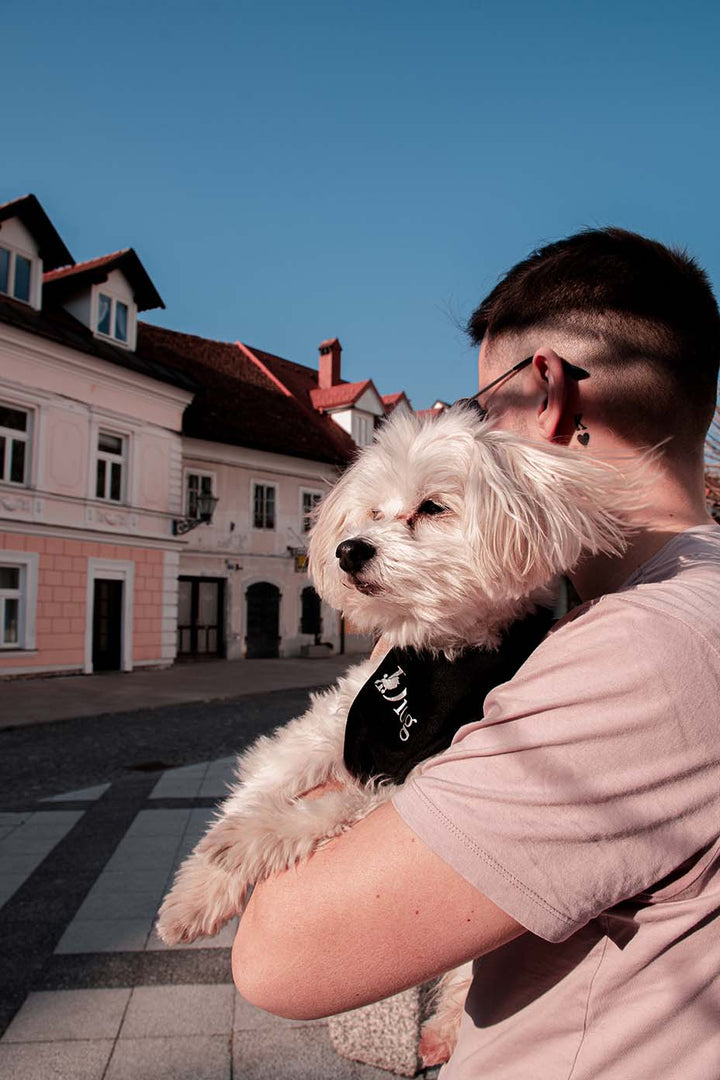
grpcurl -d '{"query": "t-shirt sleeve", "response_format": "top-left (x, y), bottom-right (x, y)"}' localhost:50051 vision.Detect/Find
top-left (392, 595), bottom-right (720, 942)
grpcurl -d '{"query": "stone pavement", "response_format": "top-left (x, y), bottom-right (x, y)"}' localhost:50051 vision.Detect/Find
top-left (0, 753), bottom-right (434, 1079)
top-left (1, 653), bottom-right (367, 729)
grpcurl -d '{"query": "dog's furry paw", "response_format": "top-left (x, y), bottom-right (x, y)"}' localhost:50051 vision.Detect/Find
top-left (156, 854), bottom-right (248, 946)
top-left (197, 816), bottom-right (247, 873)
top-left (419, 1021), bottom-right (455, 1068)
top-left (156, 896), bottom-right (223, 946)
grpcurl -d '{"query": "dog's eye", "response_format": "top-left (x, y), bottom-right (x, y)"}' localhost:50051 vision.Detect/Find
top-left (417, 500), bottom-right (447, 516)
top-left (369, 509), bottom-right (382, 521)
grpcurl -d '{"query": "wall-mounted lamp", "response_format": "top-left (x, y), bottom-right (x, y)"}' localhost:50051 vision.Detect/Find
top-left (172, 494), bottom-right (219, 536)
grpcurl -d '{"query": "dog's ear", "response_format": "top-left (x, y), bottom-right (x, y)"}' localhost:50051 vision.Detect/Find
top-left (464, 432), bottom-right (646, 593)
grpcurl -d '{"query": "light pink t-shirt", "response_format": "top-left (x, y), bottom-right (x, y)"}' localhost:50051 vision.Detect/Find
top-left (393, 524), bottom-right (720, 1080)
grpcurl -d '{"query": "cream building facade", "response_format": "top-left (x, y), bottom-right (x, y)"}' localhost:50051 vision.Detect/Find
top-left (137, 326), bottom-right (379, 661)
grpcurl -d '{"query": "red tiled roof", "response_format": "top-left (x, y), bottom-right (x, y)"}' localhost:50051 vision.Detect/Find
top-left (43, 248), bottom-right (164, 311)
top-left (43, 250), bottom-right (127, 283)
top-left (382, 391), bottom-right (412, 415)
top-left (242, 342), bottom-right (402, 419)
top-left (138, 323), bottom-right (355, 466)
top-left (140, 325), bottom-right (275, 389)
top-left (244, 344), bottom-right (319, 402)
top-left (310, 380), bottom-right (375, 410)
top-left (415, 404), bottom-right (448, 419)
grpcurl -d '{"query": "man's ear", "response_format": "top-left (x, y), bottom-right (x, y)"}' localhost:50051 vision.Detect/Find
top-left (530, 348), bottom-right (578, 444)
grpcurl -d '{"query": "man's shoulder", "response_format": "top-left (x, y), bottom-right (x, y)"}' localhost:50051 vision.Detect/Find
top-left (606, 523), bottom-right (720, 639)
top-left (536, 526), bottom-right (720, 677)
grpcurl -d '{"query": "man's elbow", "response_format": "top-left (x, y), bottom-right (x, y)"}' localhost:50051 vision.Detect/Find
top-left (231, 915), bottom-right (327, 1021)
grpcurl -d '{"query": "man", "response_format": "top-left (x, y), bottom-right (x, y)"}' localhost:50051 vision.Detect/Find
top-left (232, 228), bottom-right (720, 1078)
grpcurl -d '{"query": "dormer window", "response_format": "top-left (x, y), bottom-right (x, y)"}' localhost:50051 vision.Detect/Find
top-left (0, 246), bottom-right (33, 304)
top-left (97, 293), bottom-right (129, 344)
top-left (44, 247), bottom-right (162, 349)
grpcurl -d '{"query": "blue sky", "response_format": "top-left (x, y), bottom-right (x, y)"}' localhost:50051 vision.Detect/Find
top-left (4, 0), bottom-right (720, 408)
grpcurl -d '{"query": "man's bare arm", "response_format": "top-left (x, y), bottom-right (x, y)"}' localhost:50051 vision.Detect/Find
top-left (232, 799), bottom-right (524, 1019)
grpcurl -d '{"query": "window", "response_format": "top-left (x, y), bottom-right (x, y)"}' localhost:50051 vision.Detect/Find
top-left (253, 483), bottom-right (276, 529)
top-left (356, 415), bottom-right (374, 446)
top-left (301, 490), bottom-right (322, 533)
top-left (96, 431), bottom-right (125, 502)
top-left (0, 553), bottom-right (37, 650)
top-left (96, 292), bottom-right (130, 344)
top-left (186, 472), bottom-right (214, 519)
top-left (115, 301), bottom-right (128, 342)
top-left (0, 404), bottom-right (29, 485)
top-left (0, 566), bottom-right (20, 647)
top-left (0, 246), bottom-right (33, 303)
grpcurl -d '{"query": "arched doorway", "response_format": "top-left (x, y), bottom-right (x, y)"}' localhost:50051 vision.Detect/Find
top-left (300, 586), bottom-right (322, 643)
top-left (245, 582), bottom-right (281, 658)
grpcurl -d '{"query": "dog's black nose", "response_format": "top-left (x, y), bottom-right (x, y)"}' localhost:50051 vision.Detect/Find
top-left (336, 538), bottom-right (377, 574)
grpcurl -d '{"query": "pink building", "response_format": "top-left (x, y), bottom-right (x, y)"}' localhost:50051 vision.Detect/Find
top-left (0, 195), bottom-right (194, 676)
top-left (0, 194), bottom-right (424, 676)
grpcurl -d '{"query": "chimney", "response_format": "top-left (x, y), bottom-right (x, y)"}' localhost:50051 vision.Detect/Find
top-left (318, 338), bottom-right (342, 388)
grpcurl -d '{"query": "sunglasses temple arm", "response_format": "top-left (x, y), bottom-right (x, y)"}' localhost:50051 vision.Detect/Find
top-left (476, 356), bottom-right (533, 397)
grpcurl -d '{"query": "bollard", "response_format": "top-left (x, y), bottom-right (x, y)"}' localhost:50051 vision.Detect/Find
top-left (328, 981), bottom-right (437, 1077)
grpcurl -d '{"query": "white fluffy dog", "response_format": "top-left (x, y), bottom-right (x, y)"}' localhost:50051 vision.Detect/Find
top-left (157, 405), bottom-right (639, 1064)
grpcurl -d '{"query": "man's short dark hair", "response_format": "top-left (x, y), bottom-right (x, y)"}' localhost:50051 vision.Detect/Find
top-left (468, 227), bottom-right (720, 444)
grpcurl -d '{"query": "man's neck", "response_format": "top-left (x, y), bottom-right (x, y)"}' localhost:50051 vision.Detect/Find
top-left (569, 442), bottom-right (713, 601)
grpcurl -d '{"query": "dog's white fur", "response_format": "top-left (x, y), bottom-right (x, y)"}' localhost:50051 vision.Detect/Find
top-left (156, 406), bottom-right (643, 1065)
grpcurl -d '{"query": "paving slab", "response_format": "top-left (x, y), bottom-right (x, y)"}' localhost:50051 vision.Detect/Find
top-left (119, 984), bottom-right (234, 1038)
top-left (149, 768), bottom-right (208, 799)
top-left (105, 1034), bottom-right (231, 1080)
top-left (125, 809), bottom-right (193, 836)
top-left (87, 868), bottom-right (172, 898)
top-left (198, 774), bottom-right (234, 797)
top-left (1, 988), bottom-right (131, 1042)
top-left (1, 809), bottom-right (83, 841)
top-left (55, 917), bottom-right (155, 954)
top-left (0, 874), bottom-right (33, 908)
top-left (0, 812), bottom-right (32, 828)
top-left (75, 890), bottom-right (163, 921)
top-left (233, 995), bottom-right (327, 1031)
top-left (43, 784), bottom-right (110, 802)
top-left (103, 845), bottom-right (178, 873)
top-left (0, 852), bottom-right (45, 877)
top-left (232, 1024), bottom-right (392, 1080)
top-left (0, 1039), bottom-right (114, 1079)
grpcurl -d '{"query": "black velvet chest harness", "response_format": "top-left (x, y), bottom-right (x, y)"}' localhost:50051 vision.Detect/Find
top-left (343, 607), bottom-right (555, 785)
